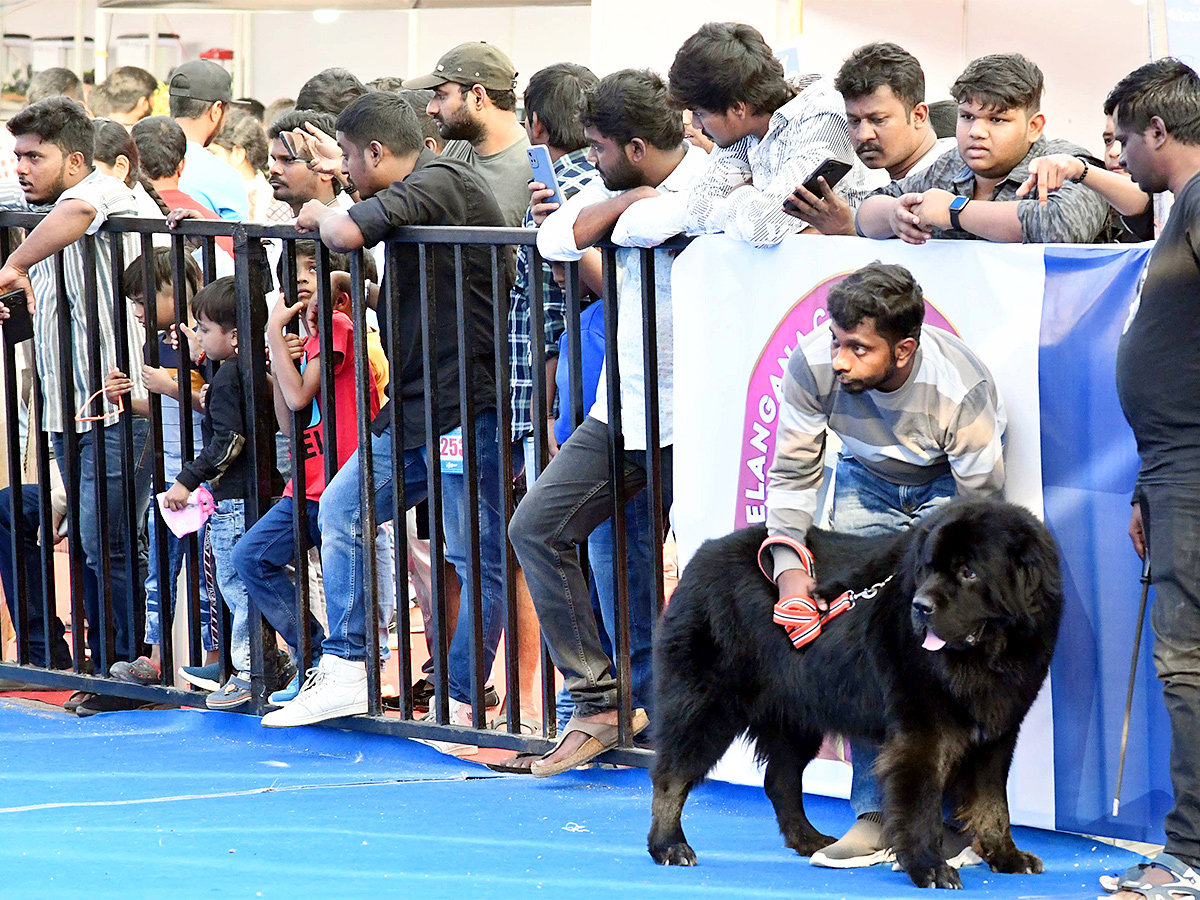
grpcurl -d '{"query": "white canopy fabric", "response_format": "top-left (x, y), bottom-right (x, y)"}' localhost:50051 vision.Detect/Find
top-left (98, 0), bottom-right (585, 8)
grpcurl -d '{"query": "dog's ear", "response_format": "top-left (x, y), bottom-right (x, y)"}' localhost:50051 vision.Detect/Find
top-left (1006, 531), bottom-right (1060, 629)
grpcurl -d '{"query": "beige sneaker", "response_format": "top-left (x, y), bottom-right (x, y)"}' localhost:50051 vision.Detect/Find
top-left (416, 698), bottom-right (479, 757)
top-left (811, 817), bottom-right (896, 868)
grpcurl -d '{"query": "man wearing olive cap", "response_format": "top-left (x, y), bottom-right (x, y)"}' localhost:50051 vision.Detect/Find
top-left (404, 41), bottom-right (533, 227)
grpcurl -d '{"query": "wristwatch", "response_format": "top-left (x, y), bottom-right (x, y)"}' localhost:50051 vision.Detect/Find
top-left (948, 195), bottom-right (971, 231)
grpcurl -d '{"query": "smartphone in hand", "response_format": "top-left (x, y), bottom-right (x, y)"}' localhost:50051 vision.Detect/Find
top-left (0, 289), bottom-right (31, 344)
top-left (527, 145), bottom-right (564, 207)
top-left (783, 158), bottom-right (854, 214)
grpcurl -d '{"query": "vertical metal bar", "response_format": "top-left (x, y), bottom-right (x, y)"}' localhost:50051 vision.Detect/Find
top-left (453, 243), bottom-right (483, 730)
top-left (353, 249), bottom-right (382, 716)
top-left (528, 246), bottom-right (549, 481)
top-left (233, 227), bottom-right (274, 711)
top-left (639, 248), bottom-right (666, 623)
top-left (491, 244), bottom-right (520, 734)
top-left (419, 243), bottom-right (449, 725)
top-left (601, 246), bottom-right (632, 745)
top-left (81, 236), bottom-right (117, 672)
top-left (31, 366), bottom-right (57, 672)
top-left (1, 250), bottom-right (30, 666)
top-left (279, 240), bottom-right (312, 678)
top-left (564, 261), bottom-right (585, 433)
top-left (201, 236), bottom-right (217, 286)
top-left (315, 243), bottom-right (338, 491)
top-left (141, 236), bottom-right (170, 676)
top-left (171, 234), bottom-right (202, 671)
top-left (108, 230), bottom-right (142, 669)
top-left (386, 242), bottom-right (413, 718)
top-left (53, 252), bottom-right (86, 672)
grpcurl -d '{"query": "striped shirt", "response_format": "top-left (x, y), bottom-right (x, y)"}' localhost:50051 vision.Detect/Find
top-left (766, 323), bottom-right (1006, 571)
top-left (684, 75), bottom-right (888, 247)
top-left (0, 171), bottom-right (146, 433)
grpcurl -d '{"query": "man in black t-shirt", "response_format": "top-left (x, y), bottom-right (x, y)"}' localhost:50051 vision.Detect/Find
top-left (261, 91), bottom-right (510, 735)
top-left (1108, 59), bottom-right (1200, 899)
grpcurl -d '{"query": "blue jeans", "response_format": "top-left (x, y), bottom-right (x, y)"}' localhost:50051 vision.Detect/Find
top-left (233, 495), bottom-right (325, 658)
top-left (207, 497), bottom-right (251, 673)
top-left (830, 455), bottom-right (956, 817)
top-left (144, 511), bottom-right (212, 649)
top-left (10, 422), bottom-right (152, 667)
top-left (319, 408), bottom-right (506, 704)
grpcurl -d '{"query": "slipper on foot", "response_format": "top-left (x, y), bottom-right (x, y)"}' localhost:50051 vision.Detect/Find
top-left (530, 708), bottom-right (648, 778)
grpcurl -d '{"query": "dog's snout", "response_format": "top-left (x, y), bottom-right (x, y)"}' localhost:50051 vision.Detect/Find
top-left (912, 594), bottom-right (934, 617)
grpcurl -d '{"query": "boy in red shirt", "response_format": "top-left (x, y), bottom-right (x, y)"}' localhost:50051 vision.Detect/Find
top-left (233, 242), bottom-right (380, 703)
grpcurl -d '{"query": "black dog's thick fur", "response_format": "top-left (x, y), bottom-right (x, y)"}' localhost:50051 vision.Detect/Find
top-left (648, 499), bottom-right (1063, 889)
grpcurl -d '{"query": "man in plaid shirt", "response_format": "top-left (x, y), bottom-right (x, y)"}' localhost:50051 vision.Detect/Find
top-left (509, 63), bottom-right (599, 467)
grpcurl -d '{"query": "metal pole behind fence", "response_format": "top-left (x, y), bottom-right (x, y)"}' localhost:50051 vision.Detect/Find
top-left (53, 252), bottom-right (87, 672)
top-left (639, 248), bottom-right (666, 623)
top-left (385, 242), bottom-right (413, 718)
top-left (601, 246), bottom-right (633, 745)
top-left (419, 243), bottom-right (450, 725)
top-left (1, 234), bottom-right (30, 666)
top-left (81, 236), bottom-right (117, 673)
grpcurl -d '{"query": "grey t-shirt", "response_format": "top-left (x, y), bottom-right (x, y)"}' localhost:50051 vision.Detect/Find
top-left (444, 135), bottom-right (533, 227)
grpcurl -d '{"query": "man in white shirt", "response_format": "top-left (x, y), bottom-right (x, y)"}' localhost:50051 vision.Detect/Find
top-left (169, 60), bottom-right (249, 221)
top-left (784, 42), bottom-right (957, 235)
top-left (668, 22), bottom-right (886, 246)
top-left (0, 98), bottom-right (150, 705)
top-left (506, 69), bottom-right (708, 775)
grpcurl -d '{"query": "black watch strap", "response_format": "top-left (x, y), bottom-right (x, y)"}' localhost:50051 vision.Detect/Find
top-left (949, 197), bottom-right (970, 231)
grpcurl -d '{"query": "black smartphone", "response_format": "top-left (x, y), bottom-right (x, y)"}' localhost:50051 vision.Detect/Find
top-left (783, 158), bottom-right (854, 214)
top-left (1, 289), bottom-right (31, 344)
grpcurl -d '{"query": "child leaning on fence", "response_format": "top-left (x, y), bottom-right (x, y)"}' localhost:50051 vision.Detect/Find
top-left (103, 249), bottom-right (214, 687)
top-left (161, 276), bottom-right (284, 707)
top-left (231, 242), bottom-right (381, 707)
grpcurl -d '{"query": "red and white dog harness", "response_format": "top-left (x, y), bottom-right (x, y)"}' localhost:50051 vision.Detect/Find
top-left (757, 534), bottom-right (893, 649)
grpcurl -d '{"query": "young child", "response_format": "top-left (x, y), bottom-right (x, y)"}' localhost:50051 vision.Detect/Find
top-left (104, 249), bottom-right (211, 687)
top-left (233, 242), bottom-right (380, 704)
top-left (162, 276), bottom-right (280, 708)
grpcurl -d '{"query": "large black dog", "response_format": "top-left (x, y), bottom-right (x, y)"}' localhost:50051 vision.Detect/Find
top-left (648, 499), bottom-right (1063, 889)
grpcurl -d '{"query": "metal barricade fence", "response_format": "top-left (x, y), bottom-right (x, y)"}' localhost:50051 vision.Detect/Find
top-left (0, 212), bottom-right (680, 767)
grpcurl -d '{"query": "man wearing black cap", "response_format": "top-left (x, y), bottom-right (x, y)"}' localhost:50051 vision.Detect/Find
top-left (168, 59), bottom-right (249, 220)
top-left (403, 41), bottom-right (532, 227)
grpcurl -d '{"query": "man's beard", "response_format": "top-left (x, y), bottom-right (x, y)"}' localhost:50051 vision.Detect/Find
top-left (837, 351), bottom-right (899, 394)
top-left (22, 162), bottom-right (69, 205)
top-left (437, 108), bottom-right (484, 145)
top-left (599, 155), bottom-right (642, 192)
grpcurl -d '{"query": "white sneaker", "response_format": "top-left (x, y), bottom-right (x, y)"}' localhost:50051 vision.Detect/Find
top-left (415, 698), bottom-right (478, 757)
top-left (260, 655), bottom-right (367, 728)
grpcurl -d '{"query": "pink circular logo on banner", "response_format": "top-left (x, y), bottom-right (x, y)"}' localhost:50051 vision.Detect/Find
top-left (734, 272), bottom-right (958, 529)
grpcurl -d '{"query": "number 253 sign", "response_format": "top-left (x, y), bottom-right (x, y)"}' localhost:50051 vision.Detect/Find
top-left (440, 427), bottom-right (463, 475)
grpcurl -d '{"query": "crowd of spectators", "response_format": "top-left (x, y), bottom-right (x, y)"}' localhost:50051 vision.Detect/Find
top-left (0, 25), bottom-right (1193, 895)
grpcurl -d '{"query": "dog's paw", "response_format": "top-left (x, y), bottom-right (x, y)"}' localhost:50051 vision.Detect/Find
top-left (908, 863), bottom-right (963, 889)
top-left (650, 842), bottom-right (698, 866)
top-left (783, 829), bottom-right (835, 857)
top-left (987, 849), bottom-right (1043, 875)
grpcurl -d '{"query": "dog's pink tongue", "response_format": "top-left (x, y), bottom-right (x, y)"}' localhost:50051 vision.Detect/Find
top-left (922, 630), bottom-right (947, 652)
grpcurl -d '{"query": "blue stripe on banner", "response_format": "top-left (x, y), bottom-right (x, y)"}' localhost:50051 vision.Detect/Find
top-left (1039, 245), bottom-right (1171, 843)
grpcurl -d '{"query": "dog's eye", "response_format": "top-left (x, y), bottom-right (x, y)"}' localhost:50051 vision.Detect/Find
top-left (958, 566), bottom-right (977, 582)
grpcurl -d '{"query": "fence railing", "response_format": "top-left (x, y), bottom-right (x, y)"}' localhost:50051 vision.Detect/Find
top-left (0, 212), bottom-right (680, 766)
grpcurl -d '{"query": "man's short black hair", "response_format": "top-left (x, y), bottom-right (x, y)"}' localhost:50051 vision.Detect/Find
top-left (397, 90), bottom-right (442, 148)
top-left (124, 247), bottom-right (200, 306)
top-left (170, 95), bottom-right (218, 121)
top-left (104, 66), bottom-right (158, 114)
top-left (87, 84), bottom-right (115, 118)
top-left (835, 42), bottom-right (925, 112)
top-left (132, 116), bottom-right (187, 180)
top-left (1105, 58), bottom-right (1200, 146)
top-left (583, 69), bottom-right (683, 152)
top-left (951, 54), bottom-right (1044, 114)
top-left (27, 67), bottom-right (83, 105)
top-left (296, 68), bottom-right (367, 117)
top-left (524, 62), bottom-right (597, 153)
top-left (236, 97), bottom-right (265, 121)
top-left (267, 107), bottom-right (337, 142)
top-left (191, 276), bottom-right (239, 331)
top-left (667, 22), bottom-right (792, 116)
top-left (827, 262), bottom-right (925, 344)
top-left (335, 92), bottom-right (423, 158)
top-left (927, 99), bottom-right (958, 139)
top-left (264, 97), bottom-right (296, 128)
top-left (7, 97), bottom-right (95, 166)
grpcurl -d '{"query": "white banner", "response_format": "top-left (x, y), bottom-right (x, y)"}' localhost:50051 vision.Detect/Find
top-left (671, 234), bottom-right (1054, 828)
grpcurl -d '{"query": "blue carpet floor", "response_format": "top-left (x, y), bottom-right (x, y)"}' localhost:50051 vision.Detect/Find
top-left (0, 699), bottom-right (1139, 899)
